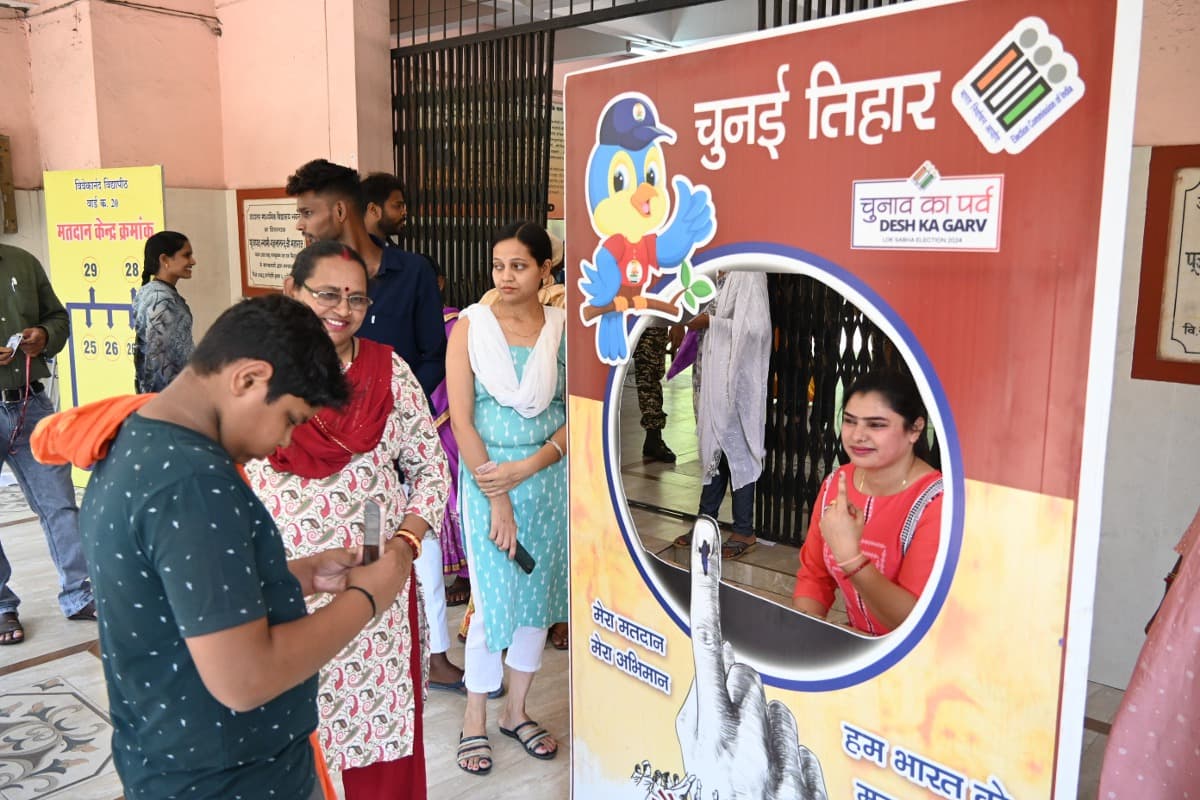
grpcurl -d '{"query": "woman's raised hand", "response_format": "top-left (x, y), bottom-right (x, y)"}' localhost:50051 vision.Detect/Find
top-left (820, 472), bottom-right (865, 564)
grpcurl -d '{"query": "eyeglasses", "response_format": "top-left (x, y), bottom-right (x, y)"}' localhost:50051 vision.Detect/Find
top-left (301, 283), bottom-right (373, 311)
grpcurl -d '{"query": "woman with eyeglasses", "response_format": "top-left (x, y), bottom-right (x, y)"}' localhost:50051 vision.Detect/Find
top-left (245, 240), bottom-right (449, 799)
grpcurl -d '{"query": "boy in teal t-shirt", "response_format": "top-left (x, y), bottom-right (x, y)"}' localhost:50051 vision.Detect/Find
top-left (50, 295), bottom-right (415, 799)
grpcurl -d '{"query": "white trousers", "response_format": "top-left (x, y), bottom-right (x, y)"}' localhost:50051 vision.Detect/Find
top-left (463, 611), bottom-right (547, 694)
top-left (460, 513), bottom-right (547, 693)
top-left (413, 536), bottom-right (449, 654)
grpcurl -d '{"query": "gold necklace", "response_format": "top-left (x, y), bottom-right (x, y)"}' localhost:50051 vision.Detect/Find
top-left (498, 313), bottom-right (543, 339)
top-left (856, 460), bottom-right (914, 496)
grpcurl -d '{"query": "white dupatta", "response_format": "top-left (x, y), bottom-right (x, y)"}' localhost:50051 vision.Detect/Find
top-left (460, 303), bottom-right (565, 418)
top-left (697, 271), bottom-right (771, 491)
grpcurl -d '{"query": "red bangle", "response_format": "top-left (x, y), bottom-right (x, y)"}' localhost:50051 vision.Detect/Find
top-left (395, 529), bottom-right (422, 559)
top-left (843, 555), bottom-right (871, 578)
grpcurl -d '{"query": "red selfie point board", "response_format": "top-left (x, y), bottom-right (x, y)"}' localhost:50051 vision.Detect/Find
top-left (564, 1), bottom-right (1140, 798)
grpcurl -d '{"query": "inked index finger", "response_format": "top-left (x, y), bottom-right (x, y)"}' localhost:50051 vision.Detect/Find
top-left (689, 515), bottom-right (730, 720)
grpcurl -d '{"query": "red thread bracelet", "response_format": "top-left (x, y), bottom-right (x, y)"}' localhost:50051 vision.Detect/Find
top-left (836, 552), bottom-right (864, 569)
top-left (843, 555), bottom-right (871, 578)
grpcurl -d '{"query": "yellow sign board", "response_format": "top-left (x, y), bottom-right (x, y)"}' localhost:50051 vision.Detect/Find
top-left (43, 166), bottom-right (165, 482)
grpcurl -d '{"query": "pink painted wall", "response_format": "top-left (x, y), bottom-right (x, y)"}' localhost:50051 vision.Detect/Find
top-left (26, 3), bottom-right (103, 175)
top-left (110, 0), bottom-right (228, 184)
top-left (216, 0), bottom-right (390, 188)
top-left (90, 1), bottom-right (225, 188)
top-left (0, 13), bottom-right (42, 189)
top-left (355, 0), bottom-right (394, 174)
top-left (326, 0), bottom-right (361, 165)
top-left (1134, 0), bottom-right (1200, 145)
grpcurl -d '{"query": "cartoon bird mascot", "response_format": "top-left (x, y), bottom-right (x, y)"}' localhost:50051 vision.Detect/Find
top-left (579, 94), bottom-right (716, 364)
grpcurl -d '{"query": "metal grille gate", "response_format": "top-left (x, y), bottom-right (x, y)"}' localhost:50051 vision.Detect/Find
top-left (392, 31), bottom-right (556, 309)
top-left (390, 0), bottom-right (723, 309)
top-left (759, 0), bottom-right (912, 29)
top-left (390, 0), bottom-right (924, 545)
top-left (754, 0), bottom-right (918, 546)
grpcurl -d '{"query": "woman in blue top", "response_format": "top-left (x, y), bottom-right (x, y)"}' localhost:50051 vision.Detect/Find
top-left (133, 231), bottom-right (194, 393)
top-left (447, 221), bottom-right (567, 776)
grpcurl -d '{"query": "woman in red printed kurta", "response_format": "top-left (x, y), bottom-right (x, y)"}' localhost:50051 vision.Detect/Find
top-left (793, 372), bottom-right (943, 635)
top-left (246, 242), bottom-right (449, 800)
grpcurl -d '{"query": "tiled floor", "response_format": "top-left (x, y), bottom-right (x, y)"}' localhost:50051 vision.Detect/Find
top-left (0, 504), bottom-right (121, 800)
top-left (0, 372), bottom-right (1121, 798)
top-left (0, 652), bottom-right (122, 799)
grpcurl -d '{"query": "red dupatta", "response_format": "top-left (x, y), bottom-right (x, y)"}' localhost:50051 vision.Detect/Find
top-left (268, 337), bottom-right (394, 479)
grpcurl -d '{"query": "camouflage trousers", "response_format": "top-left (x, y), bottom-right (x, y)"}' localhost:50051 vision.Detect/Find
top-left (633, 326), bottom-right (669, 431)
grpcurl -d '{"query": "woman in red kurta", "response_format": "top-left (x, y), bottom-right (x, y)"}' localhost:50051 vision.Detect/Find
top-left (793, 372), bottom-right (943, 636)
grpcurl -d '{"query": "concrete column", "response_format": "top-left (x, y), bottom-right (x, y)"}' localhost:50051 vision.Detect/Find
top-left (216, 0), bottom-right (391, 187)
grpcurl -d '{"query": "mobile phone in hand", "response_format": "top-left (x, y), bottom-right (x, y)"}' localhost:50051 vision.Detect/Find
top-left (362, 501), bottom-right (382, 565)
top-left (5, 333), bottom-right (22, 352)
top-left (514, 541), bottom-right (536, 575)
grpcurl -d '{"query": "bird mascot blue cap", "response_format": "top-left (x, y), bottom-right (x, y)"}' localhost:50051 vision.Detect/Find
top-left (597, 97), bottom-right (673, 150)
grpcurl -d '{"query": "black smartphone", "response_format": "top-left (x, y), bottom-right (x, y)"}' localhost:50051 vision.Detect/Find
top-left (514, 541), bottom-right (536, 575)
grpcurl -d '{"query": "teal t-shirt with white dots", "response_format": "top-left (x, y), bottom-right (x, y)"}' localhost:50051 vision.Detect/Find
top-left (80, 414), bottom-right (317, 800)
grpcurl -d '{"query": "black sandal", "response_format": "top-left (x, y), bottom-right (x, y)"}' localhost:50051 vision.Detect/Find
top-left (499, 720), bottom-right (557, 760)
top-left (67, 601), bottom-right (97, 621)
top-left (457, 733), bottom-right (493, 776)
top-left (0, 611), bottom-right (24, 645)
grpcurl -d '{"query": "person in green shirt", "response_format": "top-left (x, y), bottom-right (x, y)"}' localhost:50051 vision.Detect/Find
top-left (0, 243), bottom-right (94, 645)
top-left (55, 295), bottom-right (415, 799)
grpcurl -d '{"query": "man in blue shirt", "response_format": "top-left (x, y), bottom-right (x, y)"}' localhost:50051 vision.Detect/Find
top-left (286, 160), bottom-right (445, 403)
top-left (362, 172), bottom-right (410, 246)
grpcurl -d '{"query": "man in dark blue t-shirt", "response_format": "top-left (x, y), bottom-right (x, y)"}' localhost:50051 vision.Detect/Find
top-left (59, 296), bottom-right (414, 799)
top-left (362, 171), bottom-right (410, 246)
top-left (359, 244), bottom-right (444, 403)
top-left (287, 160), bottom-right (445, 404)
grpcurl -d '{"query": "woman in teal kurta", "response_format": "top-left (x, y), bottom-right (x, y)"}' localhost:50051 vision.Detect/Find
top-left (447, 222), bottom-right (567, 776)
top-left (459, 338), bottom-right (567, 648)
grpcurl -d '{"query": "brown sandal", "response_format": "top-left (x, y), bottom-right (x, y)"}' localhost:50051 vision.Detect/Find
top-left (721, 538), bottom-right (757, 560)
top-left (446, 577), bottom-right (471, 607)
top-left (548, 622), bottom-right (568, 650)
